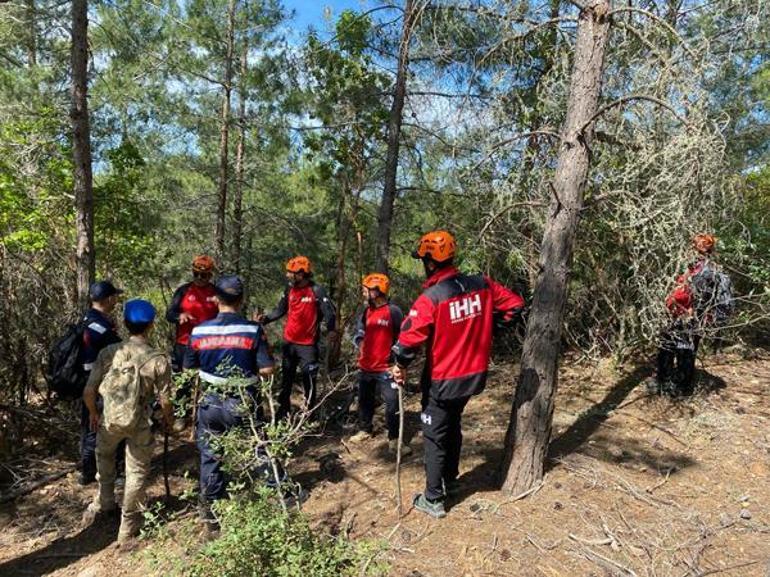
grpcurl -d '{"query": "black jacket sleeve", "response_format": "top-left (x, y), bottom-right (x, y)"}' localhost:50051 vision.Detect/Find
top-left (263, 288), bottom-right (289, 324)
top-left (313, 285), bottom-right (337, 333)
top-left (388, 303), bottom-right (404, 342)
top-left (166, 283), bottom-right (190, 324)
top-left (352, 308), bottom-right (366, 349)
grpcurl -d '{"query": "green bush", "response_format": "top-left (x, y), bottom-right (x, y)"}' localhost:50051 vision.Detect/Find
top-left (188, 489), bottom-right (386, 577)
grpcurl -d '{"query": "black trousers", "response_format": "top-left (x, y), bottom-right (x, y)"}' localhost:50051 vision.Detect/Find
top-left (358, 370), bottom-right (400, 440)
top-left (657, 333), bottom-right (701, 395)
top-left (278, 342), bottom-right (320, 418)
top-left (421, 394), bottom-right (471, 501)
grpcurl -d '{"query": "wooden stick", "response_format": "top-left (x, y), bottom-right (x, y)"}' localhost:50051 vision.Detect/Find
top-left (396, 384), bottom-right (405, 517)
top-left (163, 428), bottom-right (171, 504)
top-left (0, 469), bottom-right (72, 504)
top-left (189, 373), bottom-right (200, 442)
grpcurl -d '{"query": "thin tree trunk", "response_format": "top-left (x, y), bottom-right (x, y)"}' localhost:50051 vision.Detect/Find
top-left (215, 0), bottom-right (236, 264)
top-left (500, 0), bottom-right (611, 494)
top-left (374, 0), bottom-right (415, 274)
top-left (232, 31), bottom-right (248, 274)
top-left (26, 0), bottom-right (37, 67)
top-left (71, 0), bottom-right (94, 309)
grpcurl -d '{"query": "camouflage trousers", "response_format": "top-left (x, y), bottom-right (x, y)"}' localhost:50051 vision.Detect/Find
top-left (93, 425), bottom-right (154, 542)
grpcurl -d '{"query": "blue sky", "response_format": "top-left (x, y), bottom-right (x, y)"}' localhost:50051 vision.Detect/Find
top-left (281, 0), bottom-right (371, 39)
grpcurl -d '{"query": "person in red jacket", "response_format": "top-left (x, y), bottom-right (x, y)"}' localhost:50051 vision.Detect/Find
top-left (165, 255), bottom-right (219, 429)
top-left (258, 256), bottom-right (336, 419)
top-left (391, 230), bottom-right (525, 518)
top-left (350, 273), bottom-right (411, 456)
top-left (653, 233), bottom-right (731, 396)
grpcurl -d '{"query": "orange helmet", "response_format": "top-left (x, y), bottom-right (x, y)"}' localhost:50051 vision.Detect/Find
top-left (286, 255), bottom-right (312, 274)
top-left (192, 254), bottom-right (215, 273)
top-left (692, 234), bottom-right (716, 255)
top-left (362, 273), bottom-right (390, 295)
top-left (412, 230), bottom-right (456, 262)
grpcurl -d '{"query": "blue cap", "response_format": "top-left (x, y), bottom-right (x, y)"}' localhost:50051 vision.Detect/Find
top-left (216, 275), bottom-right (244, 299)
top-left (89, 280), bottom-right (124, 301)
top-left (124, 299), bottom-right (156, 324)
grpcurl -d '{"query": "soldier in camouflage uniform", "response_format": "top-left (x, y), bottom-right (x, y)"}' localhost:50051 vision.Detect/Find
top-left (82, 299), bottom-right (173, 547)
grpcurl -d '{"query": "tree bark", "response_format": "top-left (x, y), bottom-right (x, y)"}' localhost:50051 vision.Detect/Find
top-left (215, 0), bottom-right (236, 264)
top-left (232, 31), bottom-right (248, 274)
top-left (71, 0), bottom-right (94, 310)
top-left (374, 0), bottom-right (415, 274)
top-left (500, 0), bottom-right (611, 494)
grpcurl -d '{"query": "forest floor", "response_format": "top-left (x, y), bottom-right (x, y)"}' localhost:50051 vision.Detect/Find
top-left (1, 347), bottom-right (769, 577)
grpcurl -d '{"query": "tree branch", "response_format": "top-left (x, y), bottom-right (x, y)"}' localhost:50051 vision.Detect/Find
top-left (580, 94), bottom-right (689, 134)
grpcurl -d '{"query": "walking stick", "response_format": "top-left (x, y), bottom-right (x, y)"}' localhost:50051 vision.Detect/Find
top-left (396, 383), bottom-right (405, 518)
top-left (189, 373), bottom-right (200, 442)
top-left (163, 428), bottom-right (171, 504)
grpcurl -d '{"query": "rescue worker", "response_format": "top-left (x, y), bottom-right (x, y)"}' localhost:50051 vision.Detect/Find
top-left (652, 233), bottom-right (732, 396)
top-left (257, 256), bottom-right (336, 419)
top-left (350, 273), bottom-right (411, 456)
top-left (185, 275), bottom-right (274, 531)
top-left (391, 231), bottom-right (525, 518)
top-left (165, 255), bottom-right (219, 431)
top-left (79, 280), bottom-right (123, 485)
top-left (82, 299), bottom-right (174, 548)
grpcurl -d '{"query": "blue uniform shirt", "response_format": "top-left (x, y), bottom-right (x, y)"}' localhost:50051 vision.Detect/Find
top-left (81, 308), bottom-right (121, 372)
top-left (184, 313), bottom-right (273, 386)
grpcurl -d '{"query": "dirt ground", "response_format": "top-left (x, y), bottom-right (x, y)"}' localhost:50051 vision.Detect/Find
top-left (1, 348), bottom-right (769, 577)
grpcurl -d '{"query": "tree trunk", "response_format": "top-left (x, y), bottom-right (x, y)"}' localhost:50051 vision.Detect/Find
top-left (71, 0), bottom-right (94, 310)
top-left (500, 0), bottom-right (611, 494)
top-left (26, 0), bottom-right (37, 67)
top-left (232, 31), bottom-right (248, 274)
top-left (374, 0), bottom-right (415, 274)
top-left (215, 0), bottom-right (236, 264)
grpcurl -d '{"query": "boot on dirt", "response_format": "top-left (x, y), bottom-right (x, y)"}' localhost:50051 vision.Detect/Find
top-left (388, 439), bottom-right (412, 457)
top-left (349, 429), bottom-right (374, 443)
top-left (412, 493), bottom-right (446, 519)
top-left (81, 502), bottom-right (118, 528)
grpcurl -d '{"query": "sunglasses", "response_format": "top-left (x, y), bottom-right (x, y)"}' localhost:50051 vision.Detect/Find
top-left (193, 271), bottom-right (212, 279)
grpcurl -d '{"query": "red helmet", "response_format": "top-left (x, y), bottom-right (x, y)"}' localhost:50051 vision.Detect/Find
top-left (362, 273), bottom-right (390, 295)
top-left (412, 230), bottom-right (457, 262)
top-left (286, 256), bottom-right (312, 274)
top-left (192, 254), bottom-right (215, 273)
top-left (692, 234), bottom-right (716, 255)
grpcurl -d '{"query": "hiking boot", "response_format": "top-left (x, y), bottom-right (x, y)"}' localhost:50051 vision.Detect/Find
top-left (349, 430), bottom-right (373, 443)
top-left (645, 378), bottom-right (662, 395)
top-left (412, 493), bottom-right (446, 519)
top-left (388, 439), bottom-right (412, 457)
top-left (81, 502), bottom-right (117, 527)
top-left (78, 471), bottom-right (96, 486)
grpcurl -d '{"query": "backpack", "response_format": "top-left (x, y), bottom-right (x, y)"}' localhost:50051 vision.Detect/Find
top-left (690, 263), bottom-right (734, 324)
top-left (101, 348), bottom-right (163, 435)
top-left (46, 321), bottom-right (87, 400)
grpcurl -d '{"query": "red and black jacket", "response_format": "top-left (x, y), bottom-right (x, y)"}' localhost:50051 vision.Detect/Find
top-left (393, 266), bottom-right (525, 401)
top-left (166, 282), bottom-right (219, 346)
top-left (353, 302), bottom-right (403, 373)
top-left (263, 282), bottom-right (336, 346)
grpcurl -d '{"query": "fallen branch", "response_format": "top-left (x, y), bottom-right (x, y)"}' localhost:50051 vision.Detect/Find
top-left (0, 468), bottom-right (72, 504)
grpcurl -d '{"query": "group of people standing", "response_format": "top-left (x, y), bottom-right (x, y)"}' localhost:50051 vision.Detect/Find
top-left (73, 229), bottom-right (728, 545)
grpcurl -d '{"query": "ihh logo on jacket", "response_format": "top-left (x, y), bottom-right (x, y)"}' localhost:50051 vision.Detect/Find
top-left (449, 294), bottom-right (482, 323)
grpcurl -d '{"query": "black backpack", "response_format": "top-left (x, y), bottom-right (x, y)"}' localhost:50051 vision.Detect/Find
top-left (690, 262), bottom-right (734, 324)
top-left (46, 321), bottom-right (87, 399)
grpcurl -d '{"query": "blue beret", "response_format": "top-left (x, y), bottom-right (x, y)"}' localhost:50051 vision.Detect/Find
top-left (216, 275), bottom-right (244, 298)
top-left (124, 299), bottom-right (156, 324)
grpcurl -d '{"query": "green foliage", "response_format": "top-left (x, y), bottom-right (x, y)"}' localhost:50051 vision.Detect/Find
top-left (188, 490), bottom-right (385, 577)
